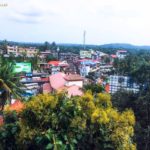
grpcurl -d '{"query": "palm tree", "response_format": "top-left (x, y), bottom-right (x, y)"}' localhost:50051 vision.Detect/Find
top-left (0, 79), bottom-right (11, 110)
top-left (0, 60), bottom-right (24, 110)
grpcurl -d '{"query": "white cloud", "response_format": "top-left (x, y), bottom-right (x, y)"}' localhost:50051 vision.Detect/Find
top-left (1, 0), bottom-right (150, 44)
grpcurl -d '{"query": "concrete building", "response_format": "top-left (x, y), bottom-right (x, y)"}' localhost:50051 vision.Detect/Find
top-left (7, 45), bottom-right (18, 55)
top-left (18, 47), bottom-right (38, 57)
top-left (6, 46), bottom-right (39, 57)
top-left (64, 74), bottom-right (84, 87)
top-left (116, 50), bottom-right (127, 59)
top-left (109, 75), bottom-right (139, 93)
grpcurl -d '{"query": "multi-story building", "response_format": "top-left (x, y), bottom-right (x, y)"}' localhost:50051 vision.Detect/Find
top-left (7, 45), bottom-right (18, 55)
top-left (18, 47), bottom-right (38, 57)
top-left (6, 46), bottom-right (38, 57)
top-left (59, 52), bottom-right (79, 63)
top-left (116, 50), bottom-right (127, 59)
top-left (109, 75), bottom-right (139, 93)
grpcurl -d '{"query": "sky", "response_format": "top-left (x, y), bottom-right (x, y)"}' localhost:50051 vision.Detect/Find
top-left (0, 0), bottom-right (150, 45)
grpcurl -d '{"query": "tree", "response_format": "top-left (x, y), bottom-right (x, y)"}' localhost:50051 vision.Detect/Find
top-left (39, 41), bottom-right (50, 51)
top-left (112, 90), bottom-right (150, 150)
top-left (45, 55), bottom-right (57, 62)
top-left (50, 42), bottom-right (57, 51)
top-left (83, 83), bottom-right (104, 94)
top-left (0, 79), bottom-right (11, 110)
top-left (0, 92), bottom-right (136, 150)
top-left (0, 40), bottom-right (7, 54)
top-left (0, 60), bottom-right (24, 111)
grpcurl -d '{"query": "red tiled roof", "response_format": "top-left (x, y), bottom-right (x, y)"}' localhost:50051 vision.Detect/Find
top-left (48, 61), bottom-right (60, 66)
top-left (111, 54), bottom-right (117, 58)
top-left (43, 83), bottom-right (52, 94)
top-left (105, 84), bottom-right (110, 93)
top-left (49, 73), bottom-right (66, 90)
top-left (6, 100), bottom-right (24, 112)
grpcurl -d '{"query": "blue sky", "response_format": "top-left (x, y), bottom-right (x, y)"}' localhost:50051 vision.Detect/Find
top-left (0, 0), bottom-right (150, 45)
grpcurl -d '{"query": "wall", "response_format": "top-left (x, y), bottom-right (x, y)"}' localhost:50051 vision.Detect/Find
top-left (65, 80), bottom-right (83, 87)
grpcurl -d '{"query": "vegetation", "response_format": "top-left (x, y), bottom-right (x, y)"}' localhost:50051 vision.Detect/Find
top-left (113, 52), bottom-right (150, 85)
top-left (112, 90), bottom-right (150, 150)
top-left (111, 52), bottom-right (150, 150)
top-left (0, 58), bottom-right (24, 111)
top-left (0, 92), bottom-right (136, 150)
top-left (83, 83), bottom-right (104, 94)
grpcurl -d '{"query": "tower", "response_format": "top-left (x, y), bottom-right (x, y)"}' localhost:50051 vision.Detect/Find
top-left (83, 30), bottom-right (86, 50)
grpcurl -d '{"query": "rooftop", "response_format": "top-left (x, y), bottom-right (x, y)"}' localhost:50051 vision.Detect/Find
top-left (64, 74), bottom-right (84, 81)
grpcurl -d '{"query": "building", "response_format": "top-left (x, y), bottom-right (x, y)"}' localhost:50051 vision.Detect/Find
top-left (80, 50), bottom-right (93, 59)
top-left (78, 59), bottom-right (100, 77)
top-left (18, 47), bottom-right (38, 57)
top-left (116, 50), bottom-right (127, 59)
top-left (39, 51), bottom-right (52, 60)
top-left (6, 46), bottom-right (39, 57)
top-left (109, 75), bottom-right (139, 93)
top-left (49, 72), bottom-right (84, 97)
top-left (59, 52), bottom-right (79, 63)
top-left (7, 45), bottom-right (18, 55)
top-left (64, 74), bottom-right (84, 87)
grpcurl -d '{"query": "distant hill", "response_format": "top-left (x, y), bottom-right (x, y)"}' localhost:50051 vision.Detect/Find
top-left (99, 43), bottom-right (150, 50)
top-left (1, 40), bottom-right (150, 50)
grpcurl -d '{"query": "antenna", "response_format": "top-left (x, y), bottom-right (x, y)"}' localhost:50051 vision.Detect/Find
top-left (83, 30), bottom-right (86, 50)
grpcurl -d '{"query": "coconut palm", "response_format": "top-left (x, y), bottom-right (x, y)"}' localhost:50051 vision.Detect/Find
top-left (0, 60), bottom-right (24, 110)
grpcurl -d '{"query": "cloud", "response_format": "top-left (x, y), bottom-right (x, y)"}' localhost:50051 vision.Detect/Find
top-left (1, 0), bottom-right (150, 44)
top-left (6, 0), bottom-right (58, 24)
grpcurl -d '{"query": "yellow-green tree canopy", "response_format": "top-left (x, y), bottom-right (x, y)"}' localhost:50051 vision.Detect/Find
top-left (1, 92), bottom-right (136, 150)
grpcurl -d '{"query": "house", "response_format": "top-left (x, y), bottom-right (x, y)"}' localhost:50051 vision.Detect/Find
top-left (49, 72), bottom-right (84, 97)
top-left (49, 72), bottom-right (66, 90)
top-left (64, 74), bottom-right (84, 87)
top-left (78, 59), bottom-right (100, 77)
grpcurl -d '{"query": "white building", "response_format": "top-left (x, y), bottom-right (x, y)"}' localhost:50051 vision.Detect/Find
top-left (64, 74), bottom-right (84, 87)
top-left (7, 46), bottom-right (18, 55)
top-left (109, 75), bottom-right (139, 93)
top-left (116, 50), bottom-right (127, 59)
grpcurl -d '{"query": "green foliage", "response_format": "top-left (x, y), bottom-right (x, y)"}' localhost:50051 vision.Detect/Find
top-left (113, 52), bottom-right (150, 85)
top-left (0, 59), bottom-right (24, 110)
top-left (46, 55), bottom-right (57, 62)
top-left (0, 92), bottom-right (136, 150)
top-left (112, 90), bottom-right (150, 150)
top-left (83, 83), bottom-right (104, 94)
top-left (0, 111), bottom-right (20, 150)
